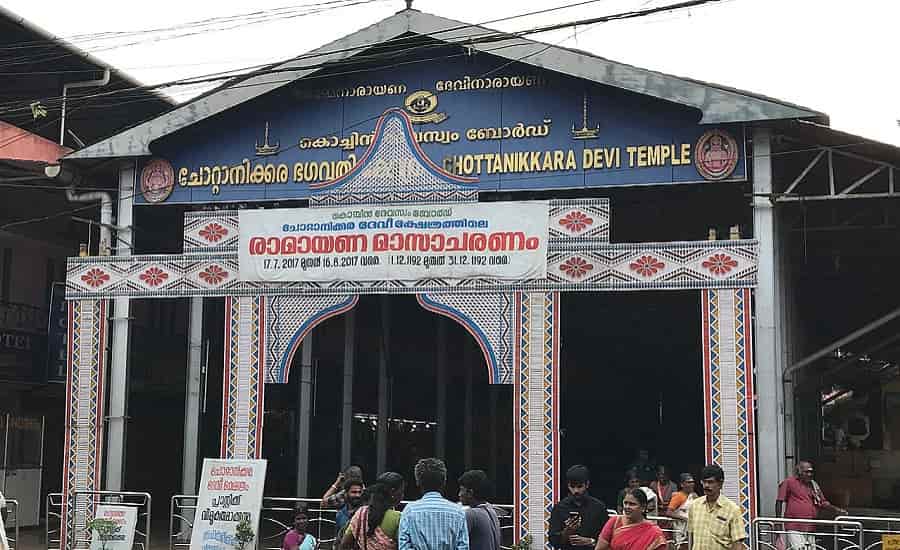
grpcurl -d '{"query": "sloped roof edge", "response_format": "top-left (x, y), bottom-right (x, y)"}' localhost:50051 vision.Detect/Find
top-left (0, 5), bottom-right (175, 108)
top-left (66, 9), bottom-right (824, 160)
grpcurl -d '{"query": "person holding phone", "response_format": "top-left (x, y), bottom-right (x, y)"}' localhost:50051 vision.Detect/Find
top-left (548, 466), bottom-right (609, 550)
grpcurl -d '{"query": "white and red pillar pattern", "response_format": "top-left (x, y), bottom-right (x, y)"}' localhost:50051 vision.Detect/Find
top-left (701, 288), bottom-right (757, 524)
top-left (514, 292), bottom-right (560, 549)
top-left (221, 296), bottom-right (266, 459)
top-left (62, 299), bottom-right (108, 550)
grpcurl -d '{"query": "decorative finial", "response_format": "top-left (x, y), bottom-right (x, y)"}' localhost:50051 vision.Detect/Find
top-left (255, 122), bottom-right (279, 156)
top-left (405, 0), bottom-right (413, 9)
top-left (570, 92), bottom-right (599, 140)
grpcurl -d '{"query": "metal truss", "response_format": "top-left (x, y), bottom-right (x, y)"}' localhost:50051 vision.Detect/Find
top-left (774, 141), bottom-right (899, 202)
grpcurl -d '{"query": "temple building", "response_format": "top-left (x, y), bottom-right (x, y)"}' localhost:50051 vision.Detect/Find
top-left (50, 5), bottom-right (900, 547)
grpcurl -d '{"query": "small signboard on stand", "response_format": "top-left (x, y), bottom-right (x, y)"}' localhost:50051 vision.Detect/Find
top-left (88, 505), bottom-right (137, 550)
top-left (189, 459), bottom-right (267, 550)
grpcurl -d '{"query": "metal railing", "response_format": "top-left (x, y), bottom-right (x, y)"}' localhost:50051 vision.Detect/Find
top-left (751, 517), bottom-right (865, 550)
top-left (3, 498), bottom-right (19, 550)
top-left (47, 492), bottom-right (62, 550)
top-left (171, 496), bottom-right (338, 550)
top-left (45, 491), bottom-right (151, 550)
top-left (171, 495), bottom-right (514, 550)
top-left (835, 516), bottom-right (900, 550)
top-left (604, 509), bottom-right (686, 549)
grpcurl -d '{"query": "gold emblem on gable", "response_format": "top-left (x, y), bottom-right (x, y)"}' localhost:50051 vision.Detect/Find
top-left (403, 90), bottom-right (448, 124)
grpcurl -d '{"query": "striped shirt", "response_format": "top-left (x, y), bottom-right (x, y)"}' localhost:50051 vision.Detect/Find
top-left (399, 492), bottom-right (470, 550)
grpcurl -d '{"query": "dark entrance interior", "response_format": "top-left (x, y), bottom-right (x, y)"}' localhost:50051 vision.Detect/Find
top-left (560, 291), bottom-right (705, 507)
top-left (260, 294), bottom-right (514, 503)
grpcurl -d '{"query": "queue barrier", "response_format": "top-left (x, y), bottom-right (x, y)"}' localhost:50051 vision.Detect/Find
top-left (751, 517), bottom-right (865, 550)
top-left (45, 491), bottom-right (151, 550)
top-left (171, 495), bottom-right (515, 550)
top-left (3, 498), bottom-right (19, 550)
top-left (47, 492), bottom-right (62, 550)
top-left (836, 516), bottom-right (900, 550)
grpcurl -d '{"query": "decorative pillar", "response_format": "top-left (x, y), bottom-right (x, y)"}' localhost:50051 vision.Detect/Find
top-left (701, 289), bottom-right (757, 524)
top-left (514, 292), bottom-right (559, 549)
top-left (62, 299), bottom-right (109, 550)
top-left (221, 296), bottom-right (266, 459)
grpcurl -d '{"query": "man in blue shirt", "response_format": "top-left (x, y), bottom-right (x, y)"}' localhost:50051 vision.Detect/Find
top-left (399, 458), bottom-right (469, 550)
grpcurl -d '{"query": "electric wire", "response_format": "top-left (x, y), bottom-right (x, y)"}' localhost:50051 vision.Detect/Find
top-left (0, 0), bottom-right (723, 116)
top-left (0, 0), bottom-right (616, 55)
top-left (1, 0), bottom-right (867, 231)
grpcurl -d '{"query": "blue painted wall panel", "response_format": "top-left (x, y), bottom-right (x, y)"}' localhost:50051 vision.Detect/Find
top-left (143, 53), bottom-right (745, 205)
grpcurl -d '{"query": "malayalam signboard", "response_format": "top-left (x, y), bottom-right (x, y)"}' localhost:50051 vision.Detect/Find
top-left (189, 459), bottom-right (267, 550)
top-left (238, 201), bottom-right (549, 282)
top-left (89, 505), bottom-right (137, 550)
top-left (140, 54), bottom-right (746, 205)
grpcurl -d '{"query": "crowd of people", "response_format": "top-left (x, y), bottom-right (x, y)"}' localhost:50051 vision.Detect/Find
top-left (280, 457), bottom-right (848, 550)
top-left (282, 459), bottom-right (499, 550)
top-left (549, 464), bottom-right (743, 550)
top-left (550, 458), bottom-right (848, 550)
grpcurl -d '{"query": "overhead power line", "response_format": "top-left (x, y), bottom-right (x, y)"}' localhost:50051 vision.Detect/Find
top-left (0, 0), bottom-right (726, 118)
top-left (0, 0), bottom-right (391, 67)
top-left (0, 0), bottom-right (608, 55)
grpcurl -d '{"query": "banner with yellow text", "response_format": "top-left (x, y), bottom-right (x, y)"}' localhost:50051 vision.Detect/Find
top-left (238, 201), bottom-right (549, 282)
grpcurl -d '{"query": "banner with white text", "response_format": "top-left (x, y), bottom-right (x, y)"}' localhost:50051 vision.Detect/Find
top-left (189, 459), bottom-right (267, 550)
top-left (238, 201), bottom-right (549, 282)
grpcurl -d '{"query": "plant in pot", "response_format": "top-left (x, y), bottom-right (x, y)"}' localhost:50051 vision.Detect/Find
top-left (233, 518), bottom-right (256, 550)
top-left (85, 517), bottom-right (120, 550)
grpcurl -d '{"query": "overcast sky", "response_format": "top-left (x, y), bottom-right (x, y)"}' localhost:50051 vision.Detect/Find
top-left (5, 0), bottom-right (899, 146)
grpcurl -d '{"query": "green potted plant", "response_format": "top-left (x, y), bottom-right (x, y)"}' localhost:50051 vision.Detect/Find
top-left (85, 517), bottom-right (120, 550)
top-left (233, 518), bottom-right (256, 550)
top-left (511, 535), bottom-right (533, 550)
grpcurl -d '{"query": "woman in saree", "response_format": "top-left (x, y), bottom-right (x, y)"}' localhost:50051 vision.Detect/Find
top-left (595, 488), bottom-right (667, 550)
top-left (341, 472), bottom-right (406, 550)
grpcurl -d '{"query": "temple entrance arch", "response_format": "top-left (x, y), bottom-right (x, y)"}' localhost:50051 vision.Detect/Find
top-left (62, 109), bottom-right (759, 550)
top-left (257, 292), bottom-right (515, 500)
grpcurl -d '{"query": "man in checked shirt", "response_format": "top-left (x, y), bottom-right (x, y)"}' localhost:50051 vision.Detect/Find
top-left (688, 464), bottom-right (746, 550)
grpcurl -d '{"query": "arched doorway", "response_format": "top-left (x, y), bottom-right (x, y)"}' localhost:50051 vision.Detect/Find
top-left (261, 294), bottom-right (514, 503)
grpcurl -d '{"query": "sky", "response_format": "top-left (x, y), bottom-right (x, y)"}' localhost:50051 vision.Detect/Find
top-left (4, 0), bottom-right (900, 146)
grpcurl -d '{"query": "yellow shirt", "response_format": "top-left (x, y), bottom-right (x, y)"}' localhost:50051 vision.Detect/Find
top-left (687, 494), bottom-right (746, 550)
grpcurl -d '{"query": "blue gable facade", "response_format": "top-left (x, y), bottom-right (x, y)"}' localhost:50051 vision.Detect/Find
top-left (141, 50), bottom-right (746, 205)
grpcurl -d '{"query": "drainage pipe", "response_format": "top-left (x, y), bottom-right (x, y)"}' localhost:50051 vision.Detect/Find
top-left (60, 69), bottom-right (110, 146)
top-left (44, 164), bottom-right (113, 256)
